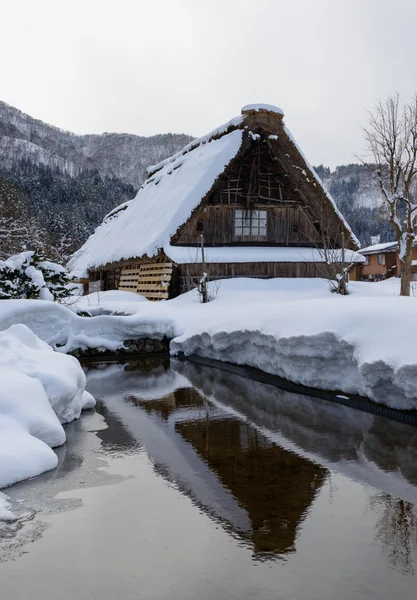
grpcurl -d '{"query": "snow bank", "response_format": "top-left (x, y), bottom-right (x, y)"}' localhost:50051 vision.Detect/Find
top-left (3, 278), bottom-right (417, 411)
top-left (169, 279), bottom-right (417, 410)
top-left (0, 325), bottom-right (95, 519)
top-left (73, 289), bottom-right (149, 316)
top-left (0, 299), bottom-right (175, 353)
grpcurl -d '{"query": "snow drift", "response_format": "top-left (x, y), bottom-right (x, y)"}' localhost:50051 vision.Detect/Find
top-left (2, 278), bottom-right (417, 411)
top-left (0, 324), bottom-right (95, 520)
top-left (0, 298), bottom-right (175, 353)
top-left (169, 279), bottom-right (417, 410)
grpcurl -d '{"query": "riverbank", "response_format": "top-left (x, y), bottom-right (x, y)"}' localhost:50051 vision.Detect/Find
top-left (2, 278), bottom-right (417, 409)
top-left (0, 325), bottom-right (95, 520)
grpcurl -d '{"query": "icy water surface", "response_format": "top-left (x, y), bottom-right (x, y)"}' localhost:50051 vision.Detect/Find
top-left (1, 357), bottom-right (417, 600)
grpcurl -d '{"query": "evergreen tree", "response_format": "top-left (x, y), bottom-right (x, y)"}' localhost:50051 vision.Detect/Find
top-left (0, 250), bottom-right (75, 300)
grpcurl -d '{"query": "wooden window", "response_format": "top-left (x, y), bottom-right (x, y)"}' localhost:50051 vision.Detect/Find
top-left (234, 209), bottom-right (267, 239)
top-left (377, 254), bottom-right (385, 265)
top-left (364, 255), bottom-right (370, 266)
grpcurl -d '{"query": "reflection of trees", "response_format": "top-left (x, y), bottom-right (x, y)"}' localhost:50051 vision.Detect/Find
top-left (371, 493), bottom-right (417, 575)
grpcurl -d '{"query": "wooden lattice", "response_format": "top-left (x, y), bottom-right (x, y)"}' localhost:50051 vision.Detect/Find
top-left (118, 267), bottom-right (142, 292)
top-left (119, 263), bottom-right (173, 301)
top-left (136, 263), bottom-right (173, 301)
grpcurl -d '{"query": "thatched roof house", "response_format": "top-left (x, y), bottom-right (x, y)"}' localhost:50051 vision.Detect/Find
top-left (69, 104), bottom-right (363, 298)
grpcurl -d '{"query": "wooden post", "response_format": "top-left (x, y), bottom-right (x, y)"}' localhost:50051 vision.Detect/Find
top-left (200, 234), bottom-right (208, 303)
top-left (340, 232), bottom-right (347, 295)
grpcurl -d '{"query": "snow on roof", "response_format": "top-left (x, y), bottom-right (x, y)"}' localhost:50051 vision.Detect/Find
top-left (241, 103), bottom-right (284, 116)
top-left (103, 199), bottom-right (133, 222)
top-left (146, 115), bottom-right (244, 176)
top-left (69, 104), bottom-right (360, 275)
top-left (165, 245), bottom-right (365, 265)
top-left (68, 129), bottom-right (243, 277)
top-left (360, 241), bottom-right (398, 254)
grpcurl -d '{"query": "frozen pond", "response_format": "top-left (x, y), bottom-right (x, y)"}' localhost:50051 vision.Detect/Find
top-left (1, 357), bottom-right (417, 599)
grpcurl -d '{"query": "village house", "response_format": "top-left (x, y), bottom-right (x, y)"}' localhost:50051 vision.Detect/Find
top-left (349, 241), bottom-right (417, 282)
top-left (68, 104), bottom-right (364, 299)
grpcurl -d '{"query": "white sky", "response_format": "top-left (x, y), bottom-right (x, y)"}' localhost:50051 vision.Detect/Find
top-left (1, 0), bottom-right (417, 168)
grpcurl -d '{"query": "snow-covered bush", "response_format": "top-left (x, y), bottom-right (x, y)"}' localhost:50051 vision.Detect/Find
top-left (0, 324), bottom-right (95, 520)
top-left (0, 250), bottom-right (75, 301)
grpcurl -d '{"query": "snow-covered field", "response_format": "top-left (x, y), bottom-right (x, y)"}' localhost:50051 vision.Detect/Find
top-left (1, 277), bottom-right (417, 412)
top-left (0, 324), bottom-right (95, 520)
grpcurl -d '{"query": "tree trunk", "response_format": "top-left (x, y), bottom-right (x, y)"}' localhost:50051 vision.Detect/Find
top-left (400, 261), bottom-right (411, 296)
top-left (337, 277), bottom-right (348, 295)
top-left (400, 240), bottom-right (413, 296)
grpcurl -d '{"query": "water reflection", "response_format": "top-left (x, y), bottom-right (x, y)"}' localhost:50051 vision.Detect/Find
top-left (172, 360), bottom-right (417, 573)
top-left (85, 358), bottom-right (417, 570)
top-left (174, 360), bottom-right (417, 501)
top-left (97, 403), bottom-right (142, 455)
top-left (371, 495), bottom-right (417, 575)
top-left (175, 409), bottom-right (326, 557)
top-left (87, 361), bottom-right (327, 560)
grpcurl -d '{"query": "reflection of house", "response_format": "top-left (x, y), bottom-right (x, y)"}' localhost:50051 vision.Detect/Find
top-left (132, 385), bottom-right (326, 558)
top-left (175, 416), bottom-right (326, 556)
top-left (69, 104), bottom-right (362, 298)
top-left (87, 359), bottom-right (417, 567)
top-left (350, 241), bottom-right (417, 281)
top-left (175, 360), bottom-right (417, 502)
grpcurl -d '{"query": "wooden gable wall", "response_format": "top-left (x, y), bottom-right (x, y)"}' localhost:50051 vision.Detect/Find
top-left (173, 140), bottom-right (324, 247)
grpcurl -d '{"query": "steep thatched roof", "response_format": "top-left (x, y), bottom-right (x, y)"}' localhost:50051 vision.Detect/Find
top-left (68, 104), bottom-right (359, 276)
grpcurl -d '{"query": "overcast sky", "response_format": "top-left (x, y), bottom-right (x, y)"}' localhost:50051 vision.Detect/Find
top-left (2, 0), bottom-right (417, 168)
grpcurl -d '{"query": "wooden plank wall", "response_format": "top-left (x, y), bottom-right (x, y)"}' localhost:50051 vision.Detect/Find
top-left (175, 205), bottom-right (318, 246)
top-left (178, 261), bottom-right (334, 293)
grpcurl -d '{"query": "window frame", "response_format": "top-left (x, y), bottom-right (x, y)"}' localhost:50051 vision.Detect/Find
top-left (234, 209), bottom-right (268, 240)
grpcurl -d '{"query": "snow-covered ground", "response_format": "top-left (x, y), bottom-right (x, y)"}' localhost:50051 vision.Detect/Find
top-left (1, 277), bottom-right (417, 412)
top-left (0, 324), bottom-right (95, 520)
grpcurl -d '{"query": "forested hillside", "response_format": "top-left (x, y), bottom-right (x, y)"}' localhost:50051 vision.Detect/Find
top-left (315, 164), bottom-right (394, 246)
top-left (0, 100), bottom-right (192, 260)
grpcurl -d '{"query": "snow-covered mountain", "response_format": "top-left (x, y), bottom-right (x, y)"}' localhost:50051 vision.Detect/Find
top-left (0, 100), bottom-right (192, 188)
top-left (315, 164), bottom-right (393, 246)
top-left (0, 101), bottom-right (193, 259)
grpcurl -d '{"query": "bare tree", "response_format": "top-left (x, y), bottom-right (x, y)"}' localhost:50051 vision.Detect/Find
top-left (363, 94), bottom-right (417, 296)
top-left (298, 196), bottom-right (359, 295)
top-left (0, 216), bottom-right (28, 259)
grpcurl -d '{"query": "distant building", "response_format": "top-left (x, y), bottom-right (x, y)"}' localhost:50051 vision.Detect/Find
top-left (69, 104), bottom-right (363, 299)
top-left (349, 241), bottom-right (417, 282)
